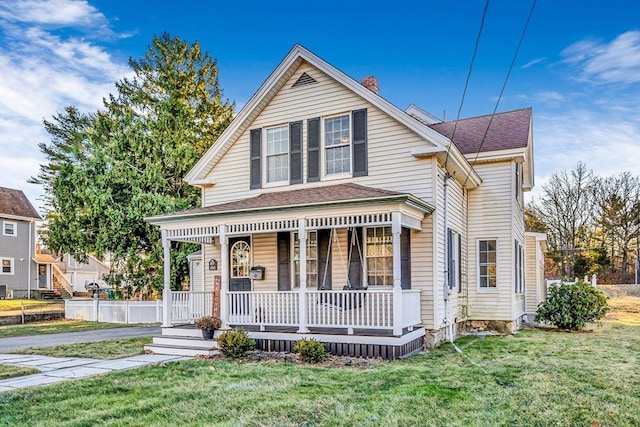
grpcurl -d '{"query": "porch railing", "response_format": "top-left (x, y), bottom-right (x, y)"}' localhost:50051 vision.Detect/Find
top-left (228, 291), bottom-right (299, 326)
top-left (170, 291), bottom-right (214, 324)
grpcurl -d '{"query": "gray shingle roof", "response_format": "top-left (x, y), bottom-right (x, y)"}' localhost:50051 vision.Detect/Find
top-left (0, 187), bottom-right (41, 220)
top-left (429, 108), bottom-right (532, 154)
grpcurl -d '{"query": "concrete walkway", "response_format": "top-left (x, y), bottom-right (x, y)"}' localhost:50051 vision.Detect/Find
top-left (0, 353), bottom-right (190, 393)
top-left (0, 325), bottom-right (162, 352)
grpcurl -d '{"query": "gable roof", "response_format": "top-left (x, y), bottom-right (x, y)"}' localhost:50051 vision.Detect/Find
top-left (185, 44), bottom-right (480, 187)
top-left (429, 108), bottom-right (532, 155)
top-left (148, 183), bottom-right (434, 223)
top-left (0, 187), bottom-right (41, 221)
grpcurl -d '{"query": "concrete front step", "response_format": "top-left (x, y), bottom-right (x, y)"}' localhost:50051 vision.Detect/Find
top-left (144, 344), bottom-right (219, 357)
top-left (153, 336), bottom-right (219, 350)
top-left (161, 326), bottom-right (211, 338)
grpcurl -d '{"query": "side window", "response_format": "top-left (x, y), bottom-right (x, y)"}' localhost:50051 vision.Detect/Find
top-left (478, 239), bottom-right (497, 288)
top-left (1, 258), bottom-right (14, 275)
top-left (3, 221), bottom-right (16, 236)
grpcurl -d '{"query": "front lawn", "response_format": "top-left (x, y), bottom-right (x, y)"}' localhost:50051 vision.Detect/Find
top-left (0, 320), bottom-right (135, 338)
top-left (0, 365), bottom-right (39, 381)
top-left (10, 337), bottom-right (152, 360)
top-left (0, 299), bottom-right (62, 312)
top-left (1, 322), bottom-right (638, 426)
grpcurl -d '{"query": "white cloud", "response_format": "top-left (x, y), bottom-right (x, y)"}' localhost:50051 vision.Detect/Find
top-left (0, 0), bottom-right (130, 213)
top-left (521, 57), bottom-right (546, 69)
top-left (0, 0), bottom-right (106, 28)
top-left (561, 31), bottom-right (640, 84)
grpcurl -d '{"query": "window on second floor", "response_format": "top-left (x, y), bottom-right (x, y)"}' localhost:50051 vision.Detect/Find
top-left (265, 125), bottom-right (290, 183)
top-left (3, 221), bottom-right (16, 236)
top-left (324, 114), bottom-right (351, 175)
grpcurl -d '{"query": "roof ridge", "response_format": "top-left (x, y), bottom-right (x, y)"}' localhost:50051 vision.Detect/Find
top-left (435, 107), bottom-right (532, 124)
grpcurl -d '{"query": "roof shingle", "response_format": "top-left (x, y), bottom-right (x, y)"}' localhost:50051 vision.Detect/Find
top-left (429, 108), bottom-right (531, 154)
top-left (0, 187), bottom-right (41, 220)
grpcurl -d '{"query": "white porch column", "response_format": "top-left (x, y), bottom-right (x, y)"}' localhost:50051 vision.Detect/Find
top-left (392, 212), bottom-right (403, 336)
top-left (297, 218), bottom-right (310, 333)
top-left (161, 230), bottom-right (172, 328)
top-left (219, 225), bottom-right (230, 329)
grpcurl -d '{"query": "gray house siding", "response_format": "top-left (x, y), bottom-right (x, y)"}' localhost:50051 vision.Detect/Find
top-left (0, 217), bottom-right (38, 293)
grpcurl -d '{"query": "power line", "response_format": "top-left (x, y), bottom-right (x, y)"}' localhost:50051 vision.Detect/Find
top-left (462, 0), bottom-right (537, 187)
top-left (443, 0), bottom-right (490, 169)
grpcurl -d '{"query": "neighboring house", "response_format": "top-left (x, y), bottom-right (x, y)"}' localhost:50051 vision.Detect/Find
top-left (0, 187), bottom-right (41, 298)
top-left (58, 253), bottom-right (110, 293)
top-left (145, 45), bottom-right (545, 357)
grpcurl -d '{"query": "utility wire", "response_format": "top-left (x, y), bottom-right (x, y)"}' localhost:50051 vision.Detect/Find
top-left (443, 0), bottom-right (490, 168)
top-left (462, 0), bottom-right (537, 187)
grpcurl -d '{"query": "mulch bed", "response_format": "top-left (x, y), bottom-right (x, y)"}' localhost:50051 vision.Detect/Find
top-left (196, 350), bottom-right (385, 368)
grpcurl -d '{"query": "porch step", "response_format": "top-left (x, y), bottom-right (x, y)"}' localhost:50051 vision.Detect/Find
top-left (162, 326), bottom-right (207, 338)
top-left (153, 336), bottom-right (220, 349)
top-left (144, 344), bottom-right (219, 357)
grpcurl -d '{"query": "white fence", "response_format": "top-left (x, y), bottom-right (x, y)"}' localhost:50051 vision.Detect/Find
top-left (65, 299), bottom-right (163, 324)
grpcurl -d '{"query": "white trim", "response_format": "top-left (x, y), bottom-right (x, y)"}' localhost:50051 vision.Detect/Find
top-left (2, 220), bottom-right (17, 237)
top-left (245, 326), bottom-right (425, 346)
top-left (0, 213), bottom-right (40, 222)
top-left (477, 238), bottom-right (498, 291)
top-left (0, 257), bottom-right (14, 275)
top-left (184, 44), bottom-right (473, 184)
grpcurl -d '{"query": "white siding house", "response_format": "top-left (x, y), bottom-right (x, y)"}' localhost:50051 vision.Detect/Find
top-left (145, 45), bottom-right (540, 358)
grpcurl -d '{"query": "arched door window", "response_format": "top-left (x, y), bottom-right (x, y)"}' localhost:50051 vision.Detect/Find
top-left (231, 241), bottom-right (251, 278)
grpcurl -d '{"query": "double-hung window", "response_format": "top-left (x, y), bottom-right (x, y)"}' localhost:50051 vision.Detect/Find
top-left (515, 240), bottom-right (524, 293)
top-left (366, 227), bottom-right (393, 286)
top-left (293, 231), bottom-right (317, 288)
top-left (324, 115), bottom-right (351, 175)
top-left (3, 221), bottom-right (16, 236)
top-left (1, 258), bottom-right (14, 274)
top-left (478, 239), bottom-right (497, 288)
top-left (265, 125), bottom-right (289, 183)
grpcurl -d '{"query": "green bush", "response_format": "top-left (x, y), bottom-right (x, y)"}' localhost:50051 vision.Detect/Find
top-left (216, 329), bottom-right (255, 358)
top-left (535, 280), bottom-right (609, 330)
top-left (294, 338), bottom-right (327, 363)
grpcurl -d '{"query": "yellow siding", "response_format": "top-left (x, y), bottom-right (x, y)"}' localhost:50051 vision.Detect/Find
top-left (466, 161), bottom-right (515, 321)
top-left (202, 61), bottom-right (436, 207)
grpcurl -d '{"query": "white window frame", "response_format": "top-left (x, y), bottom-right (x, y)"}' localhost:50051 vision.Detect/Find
top-left (477, 239), bottom-right (497, 290)
top-left (3, 221), bottom-right (17, 237)
top-left (364, 226), bottom-right (393, 287)
top-left (263, 124), bottom-right (289, 186)
top-left (323, 113), bottom-right (352, 179)
top-left (1, 257), bottom-right (14, 275)
top-left (515, 241), bottom-right (524, 294)
top-left (292, 231), bottom-right (318, 289)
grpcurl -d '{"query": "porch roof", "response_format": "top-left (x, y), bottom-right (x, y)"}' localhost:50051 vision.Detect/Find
top-left (147, 183), bottom-right (434, 224)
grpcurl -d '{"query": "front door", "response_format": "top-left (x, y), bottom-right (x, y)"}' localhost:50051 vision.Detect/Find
top-left (38, 264), bottom-right (47, 288)
top-left (229, 237), bottom-right (252, 292)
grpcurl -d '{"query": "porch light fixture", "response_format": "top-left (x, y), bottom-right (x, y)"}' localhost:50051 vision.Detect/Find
top-left (208, 259), bottom-right (218, 271)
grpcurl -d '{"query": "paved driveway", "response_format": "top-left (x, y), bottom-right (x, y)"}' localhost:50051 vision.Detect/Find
top-left (0, 325), bottom-right (161, 352)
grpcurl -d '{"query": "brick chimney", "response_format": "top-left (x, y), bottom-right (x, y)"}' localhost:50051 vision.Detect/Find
top-left (361, 76), bottom-right (379, 94)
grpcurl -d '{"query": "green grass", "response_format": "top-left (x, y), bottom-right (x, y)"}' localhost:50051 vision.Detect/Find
top-left (10, 337), bottom-right (152, 360)
top-left (0, 299), bottom-right (61, 311)
top-left (0, 365), bottom-right (39, 381)
top-left (0, 323), bottom-right (638, 426)
top-left (0, 319), bottom-right (135, 338)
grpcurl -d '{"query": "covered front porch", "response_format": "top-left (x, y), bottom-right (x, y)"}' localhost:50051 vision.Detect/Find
top-left (147, 184), bottom-right (434, 357)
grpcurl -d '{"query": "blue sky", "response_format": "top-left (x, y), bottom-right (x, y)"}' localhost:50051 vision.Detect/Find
top-left (1, 0), bottom-right (639, 213)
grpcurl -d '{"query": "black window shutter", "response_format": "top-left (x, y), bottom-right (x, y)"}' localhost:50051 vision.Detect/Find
top-left (401, 227), bottom-right (411, 289)
top-left (347, 227), bottom-right (363, 289)
top-left (317, 229), bottom-right (332, 289)
top-left (352, 109), bottom-right (368, 176)
top-left (289, 121), bottom-right (302, 184)
top-left (250, 128), bottom-right (262, 189)
top-left (307, 117), bottom-right (320, 182)
top-left (457, 233), bottom-right (462, 292)
top-left (277, 232), bottom-right (291, 291)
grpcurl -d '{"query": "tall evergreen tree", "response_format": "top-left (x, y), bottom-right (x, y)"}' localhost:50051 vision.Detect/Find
top-left (31, 33), bottom-right (234, 295)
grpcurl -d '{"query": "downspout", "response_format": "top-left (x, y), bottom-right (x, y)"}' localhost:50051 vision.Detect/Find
top-left (28, 220), bottom-right (33, 298)
top-left (443, 171), bottom-right (454, 342)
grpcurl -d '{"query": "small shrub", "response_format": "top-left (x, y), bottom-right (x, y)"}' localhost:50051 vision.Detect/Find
top-left (294, 338), bottom-right (327, 363)
top-left (217, 329), bottom-right (255, 358)
top-left (535, 280), bottom-right (609, 330)
top-left (195, 316), bottom-right (222, 331)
